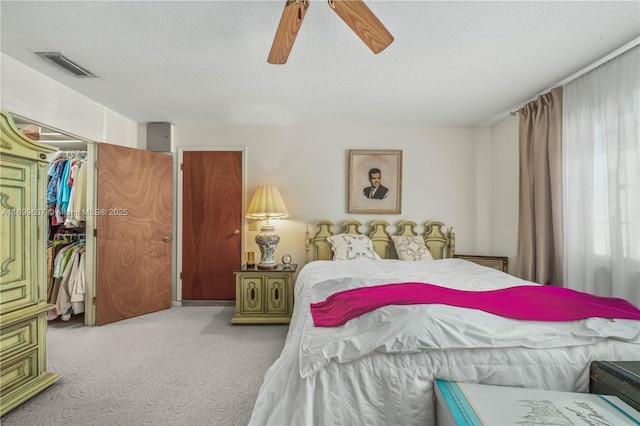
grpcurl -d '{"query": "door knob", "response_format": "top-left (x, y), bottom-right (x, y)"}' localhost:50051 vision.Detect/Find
top-left (233, 229), bottom-right (240, 235)
top-left (163, 236), bottom-right (172, 242)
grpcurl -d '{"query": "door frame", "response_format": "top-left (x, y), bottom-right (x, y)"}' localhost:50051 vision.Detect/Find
top-left (84, 141), bottom-right (97, 325)
top-left (176, 147), bottom-right (247, 303)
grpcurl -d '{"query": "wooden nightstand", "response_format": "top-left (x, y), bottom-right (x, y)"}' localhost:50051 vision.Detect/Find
top-left (454, 254), bottom-right (508, 273)
top-left (231, 264), bottom-right (297, 324)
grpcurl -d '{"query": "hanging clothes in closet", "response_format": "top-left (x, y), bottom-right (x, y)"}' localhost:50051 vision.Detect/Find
top-left (46, 151), bottom-right (88, 235)
top-left (46, 151), bottom-right (88, 322)
top-left (47, 230), bottom-right (86, 321)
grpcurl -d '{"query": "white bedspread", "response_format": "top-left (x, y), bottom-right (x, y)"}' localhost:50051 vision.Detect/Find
top-left (249, 259), bottom-right (640, 426)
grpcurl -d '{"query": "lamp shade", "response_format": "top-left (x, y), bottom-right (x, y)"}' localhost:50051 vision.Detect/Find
top-left (246, 186), bottom-right (289, 220)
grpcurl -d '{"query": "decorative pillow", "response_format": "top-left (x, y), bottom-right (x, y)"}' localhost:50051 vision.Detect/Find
top-left (326, 234), bottom-right (381, 260)
top-left (391, 235), bottom-right (434, 261)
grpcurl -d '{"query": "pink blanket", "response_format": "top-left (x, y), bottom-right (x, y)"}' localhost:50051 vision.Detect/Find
top-left (310, 282), bottom-right (640, 327)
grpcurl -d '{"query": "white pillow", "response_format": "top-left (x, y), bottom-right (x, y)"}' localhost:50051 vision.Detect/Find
top-left (391, 235), bottom-right (434, 261)
top-left (327, 234), bottom-right (381, 260)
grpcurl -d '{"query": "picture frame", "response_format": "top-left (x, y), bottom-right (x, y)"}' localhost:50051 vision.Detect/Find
top-left (348, 149), bottom-right (402, 214)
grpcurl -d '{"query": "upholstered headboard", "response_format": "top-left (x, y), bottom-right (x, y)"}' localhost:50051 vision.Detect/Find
top-left (304, 219), bottom-right (455, 263)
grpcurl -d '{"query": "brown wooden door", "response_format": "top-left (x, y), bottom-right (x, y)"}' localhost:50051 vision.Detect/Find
top-left (95, 143), bottom-right (173, 325)
top-left (182, 151), bottom-right (242, 300)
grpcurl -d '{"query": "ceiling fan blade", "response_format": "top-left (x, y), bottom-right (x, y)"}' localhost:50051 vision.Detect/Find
top-left (268, 0), bottom-right (309, 64)
top-left (328, 0), bottom-right (393, 54)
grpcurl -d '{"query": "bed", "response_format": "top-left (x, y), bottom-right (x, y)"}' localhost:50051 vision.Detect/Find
top-left (249, 220), bottom-right (640, 426)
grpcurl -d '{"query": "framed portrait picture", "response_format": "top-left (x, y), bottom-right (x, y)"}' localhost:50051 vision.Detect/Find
top-left (348, 149), bottom-right (402, 214)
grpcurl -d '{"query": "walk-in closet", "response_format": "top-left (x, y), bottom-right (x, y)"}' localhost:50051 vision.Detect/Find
top-left (9, 113), bottom-right (174, 328)
top-left (12, 115), bottom-right (97, 326)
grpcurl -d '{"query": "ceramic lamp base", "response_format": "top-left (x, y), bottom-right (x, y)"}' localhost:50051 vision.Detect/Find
top-left (257, 263), bottom-right (278, 270)
top-left (255, 226), bottom-right (280, 269)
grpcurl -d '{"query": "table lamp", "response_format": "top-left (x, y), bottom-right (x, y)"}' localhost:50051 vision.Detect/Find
top-left (246, 186), bottom-right (289, 269)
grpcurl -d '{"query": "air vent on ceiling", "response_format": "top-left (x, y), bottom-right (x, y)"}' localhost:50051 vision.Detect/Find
top-left (35, 52), bottom-right (97, 78)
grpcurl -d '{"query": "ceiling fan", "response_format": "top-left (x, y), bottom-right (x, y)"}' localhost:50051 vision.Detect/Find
top-left (267, 0), bottom-right (394, 64)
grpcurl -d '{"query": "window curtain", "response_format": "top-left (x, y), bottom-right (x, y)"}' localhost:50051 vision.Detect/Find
top-left (563, 46), bottom-right (639, 307)
top-left (516, 87), bottom-right (564, 286)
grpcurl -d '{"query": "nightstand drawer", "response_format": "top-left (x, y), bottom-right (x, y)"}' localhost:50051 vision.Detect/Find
top-left (265, 277), bottom-right (288, 314)
top-left (238, 276), bottom-right (264, 314)
top-left (454, 254), bottom-right (508, 272)
top-left (590, 361), bottom-right (640, 412)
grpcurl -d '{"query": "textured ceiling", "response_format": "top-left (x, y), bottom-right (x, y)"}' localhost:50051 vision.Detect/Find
top-left (1, 1), bottom-right (639, 126)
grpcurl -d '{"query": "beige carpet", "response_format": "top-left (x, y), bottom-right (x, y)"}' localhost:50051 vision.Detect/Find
top-left (1, 306), bottom-right (288, 426)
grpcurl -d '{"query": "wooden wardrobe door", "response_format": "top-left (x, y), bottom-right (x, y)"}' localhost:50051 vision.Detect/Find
top-left (0, 111), bottom-right (59, 415)
top-left (95, 143), bottom-right (173, 325)
top-left (182, 150), bottom-right (242, 300)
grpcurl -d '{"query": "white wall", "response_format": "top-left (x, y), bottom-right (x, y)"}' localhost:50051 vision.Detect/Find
top-left (174, 124), bottom-right (499, 267)
top-left (489, 115), bottom-right (520, 274)
top-left (1, 53), bottom-right (522, 298)
top-left (474, 126), bottom-right (493, 254)
top-left (1, 54), bottom-right (140, 148)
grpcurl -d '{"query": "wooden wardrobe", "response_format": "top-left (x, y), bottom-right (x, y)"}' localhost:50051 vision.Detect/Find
top-left (0, 110), bottom-right (60, 415)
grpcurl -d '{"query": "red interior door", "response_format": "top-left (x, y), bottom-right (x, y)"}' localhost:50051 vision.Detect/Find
top-left (182, 151), bottom-right (242, 300)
